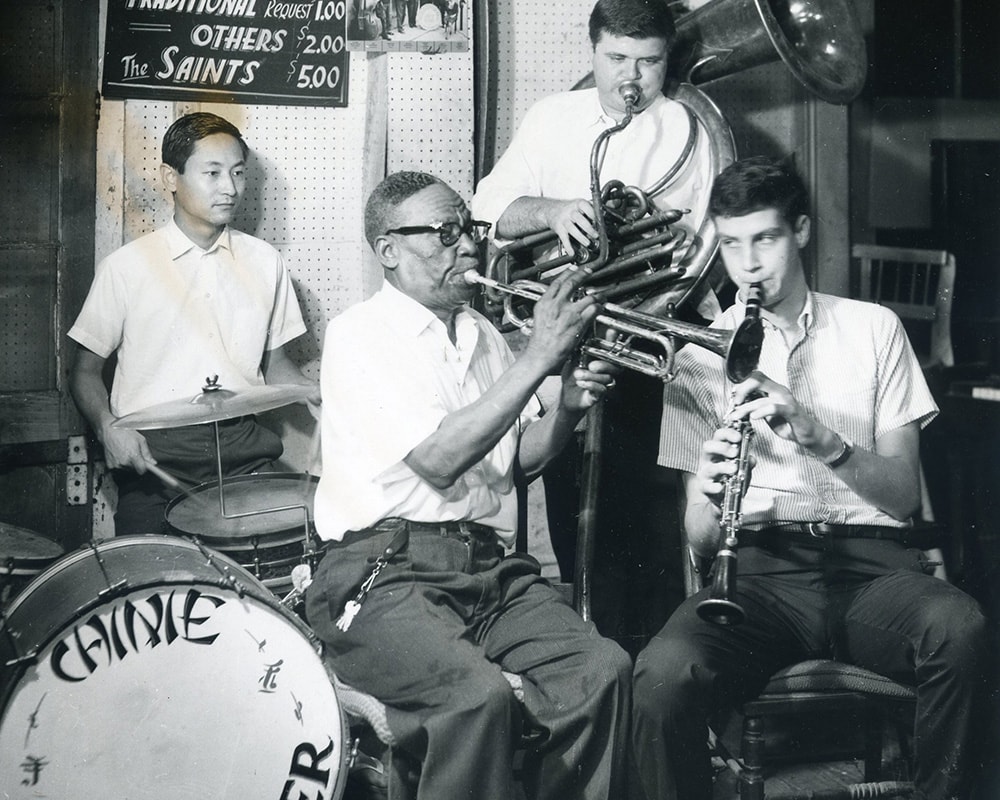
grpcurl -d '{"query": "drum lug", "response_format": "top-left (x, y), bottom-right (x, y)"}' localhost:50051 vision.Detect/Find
top-left (66, 435), bottom-right (89, 506)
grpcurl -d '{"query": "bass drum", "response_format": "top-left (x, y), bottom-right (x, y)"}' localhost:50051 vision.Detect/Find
top-left (0, 535), bottom-right (348, 800)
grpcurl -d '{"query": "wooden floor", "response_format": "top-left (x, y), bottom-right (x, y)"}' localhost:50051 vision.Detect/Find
top-left (711, 759), bottom-right (877, 799)
top-left (704, 709), bottom-right (915, 800)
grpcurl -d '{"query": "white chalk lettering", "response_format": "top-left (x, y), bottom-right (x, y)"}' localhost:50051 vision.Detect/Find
top-left (191, 23), bottom-right (286, 52)
top-left (157, 45), bottom-right (260, 85)
top-left (126, 0), bottom-right (259, 17)
top-left (264, 0), bottom-right (315, 20)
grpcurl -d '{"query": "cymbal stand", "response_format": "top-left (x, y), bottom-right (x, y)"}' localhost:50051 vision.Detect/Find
top-left (208, 420), bottom-right (319, 579)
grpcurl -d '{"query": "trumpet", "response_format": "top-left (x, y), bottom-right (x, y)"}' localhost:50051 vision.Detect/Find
top-left (697, 284), bottom-right (763, 625)
top-left (465, 272), bottom-right (763, 383)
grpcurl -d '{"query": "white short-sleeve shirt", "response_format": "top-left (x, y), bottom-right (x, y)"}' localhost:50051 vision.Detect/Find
top-left (68, 220), bottom-right (307, 417)
top-left (314, 283), bottom-right (541, 546)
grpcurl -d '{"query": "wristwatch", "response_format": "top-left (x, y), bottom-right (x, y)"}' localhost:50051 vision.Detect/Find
top-left (825, 434), bottom-right (855, 468)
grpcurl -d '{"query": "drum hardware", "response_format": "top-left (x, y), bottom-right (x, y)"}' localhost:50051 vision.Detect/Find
top-left (87, 539), bottom-right (131, 601)
top-left (114, 378), bottom-right (322, 589)
top-left (165, 473), bottom-right (321, 596)
top-left (185, 534), bottom-right (254, 597)
top-left (112, 379), bottom-right (315, 430)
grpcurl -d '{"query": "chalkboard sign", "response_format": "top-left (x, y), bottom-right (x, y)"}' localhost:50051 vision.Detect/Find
top-left (102, 0), bottom-right (349, 107)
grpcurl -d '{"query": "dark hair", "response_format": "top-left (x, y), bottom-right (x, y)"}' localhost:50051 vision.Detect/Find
top-left (364, 171), bottom-right (444, 249)
top-left (588, 0), bottom-right (676, 47)
top-left (161, 112), bottom-right (248, 173)
top-left (708, 156), bottom-right (810, 227)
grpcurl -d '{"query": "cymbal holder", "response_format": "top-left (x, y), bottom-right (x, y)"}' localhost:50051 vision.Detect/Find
top-left (209, 421), bottom-right (317, 560)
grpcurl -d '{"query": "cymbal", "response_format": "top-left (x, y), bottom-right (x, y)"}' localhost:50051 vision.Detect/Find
top-left (112, 383), bottom-right (314, 430)
top-left (0, 522), bottom-right (64, 571)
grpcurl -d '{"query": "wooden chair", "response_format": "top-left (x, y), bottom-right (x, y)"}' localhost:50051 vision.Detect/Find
top-left (851, 244), bottom-right (956, 369)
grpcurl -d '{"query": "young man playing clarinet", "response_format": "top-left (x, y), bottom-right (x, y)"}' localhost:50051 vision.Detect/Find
top-left (632, 156), bottom-right (989, 800)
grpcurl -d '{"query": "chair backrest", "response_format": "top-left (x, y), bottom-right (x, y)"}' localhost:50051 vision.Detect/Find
top-left (851, 244), bottom-right (956, 368)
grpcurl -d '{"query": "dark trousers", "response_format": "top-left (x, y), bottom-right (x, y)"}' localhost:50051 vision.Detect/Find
top-left (113, 416), bottom-right (282, 536)
top-left (306, 521), bottom-right (632, 800)
top-left (390, 0), bottom-right (406, 29)
top-left (402, 0), bottom-right (417, 25)
top-left (632, 537), bottom-right (990, 800)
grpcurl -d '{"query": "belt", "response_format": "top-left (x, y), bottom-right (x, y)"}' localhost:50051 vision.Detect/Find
top-left (740, 523), bottom-right (911, 547)
top-left (368, 517), bottom-right (496, 541)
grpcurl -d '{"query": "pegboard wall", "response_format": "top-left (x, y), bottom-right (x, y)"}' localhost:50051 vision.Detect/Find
top-left (491, 0), bottom-right (594, 162)
top-left (388, 41), bottom-right (475, 198)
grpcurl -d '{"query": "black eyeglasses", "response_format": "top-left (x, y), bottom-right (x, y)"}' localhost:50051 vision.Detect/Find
top-left (384, 218), bottom-right (492, 247)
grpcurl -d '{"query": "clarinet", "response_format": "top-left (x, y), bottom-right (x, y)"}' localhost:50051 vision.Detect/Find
top-left (696, 284), bottom-right (762, 626)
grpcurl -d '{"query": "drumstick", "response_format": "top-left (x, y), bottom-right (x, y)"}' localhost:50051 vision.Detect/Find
top-left (146, 463), bottom-right (198, 500)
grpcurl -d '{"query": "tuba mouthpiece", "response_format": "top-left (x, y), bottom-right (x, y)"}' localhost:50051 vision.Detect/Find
top-left (619, 82), bottom-right (641, 107)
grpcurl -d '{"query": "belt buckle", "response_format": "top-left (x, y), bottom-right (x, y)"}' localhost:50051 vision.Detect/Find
top-left (807, 522), bottom-right (826, 538)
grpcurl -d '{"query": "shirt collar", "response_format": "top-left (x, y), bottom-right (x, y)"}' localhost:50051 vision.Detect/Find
top-left (800, 291), bottom-right (816, 330)
top-left (374, 281), bottom-right (475, 342)
top-left (584, 87), bottom-right (668, 129)
top-left (165, 218), bottom-right (233, 260)
top-left (734, 289), bottom-right (816, 333)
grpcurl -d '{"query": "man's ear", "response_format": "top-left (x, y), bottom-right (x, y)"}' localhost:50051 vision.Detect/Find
top-left (373, 235), bottom-right (397, 270)
top-left (160, 163), bottom-right (177, 193)
top-left (793, 214), bottom-right (811, 249)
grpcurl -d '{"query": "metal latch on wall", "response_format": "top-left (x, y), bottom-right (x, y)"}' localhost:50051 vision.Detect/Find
top-left (66, 435), bottom-right (88, 506)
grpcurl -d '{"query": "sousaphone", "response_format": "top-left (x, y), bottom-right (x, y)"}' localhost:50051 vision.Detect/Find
top-left (490, 0), bottom-right (868, 320)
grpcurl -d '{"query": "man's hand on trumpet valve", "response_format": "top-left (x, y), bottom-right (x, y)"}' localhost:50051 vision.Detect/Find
top-left (561, 358), bottom-right (620, 411)
top-left (520, 265), bottom-right (601, 372)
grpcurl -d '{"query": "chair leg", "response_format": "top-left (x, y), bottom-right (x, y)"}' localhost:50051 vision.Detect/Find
top-left (863, 706), bottom-right (884, 781)
top-left (740, 714), bottom-right (766, 800)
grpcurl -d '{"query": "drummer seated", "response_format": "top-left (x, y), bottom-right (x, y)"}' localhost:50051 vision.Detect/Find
top-left (304, 170), bottom-right (631, 800)
top-left (67, 112), bottom-right (319, 537)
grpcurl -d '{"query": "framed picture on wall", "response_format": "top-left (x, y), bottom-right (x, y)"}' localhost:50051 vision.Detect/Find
top-left (346, 0), bottom-right (468, 53)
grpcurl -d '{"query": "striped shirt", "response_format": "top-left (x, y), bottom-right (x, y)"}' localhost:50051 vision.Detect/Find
top-left (657, 292), bottom-right (938, 529)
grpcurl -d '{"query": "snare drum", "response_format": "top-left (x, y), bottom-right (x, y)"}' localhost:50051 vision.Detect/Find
top-left (166, 472), bottom-right (318, 597)
top-left (0, 535), bottom-right (348, 800)
top-left (0, 522), bottom-right (64, 608)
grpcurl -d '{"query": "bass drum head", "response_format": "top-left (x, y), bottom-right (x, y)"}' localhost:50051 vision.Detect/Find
top-left (0, 535), bottom-right (348, 800)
